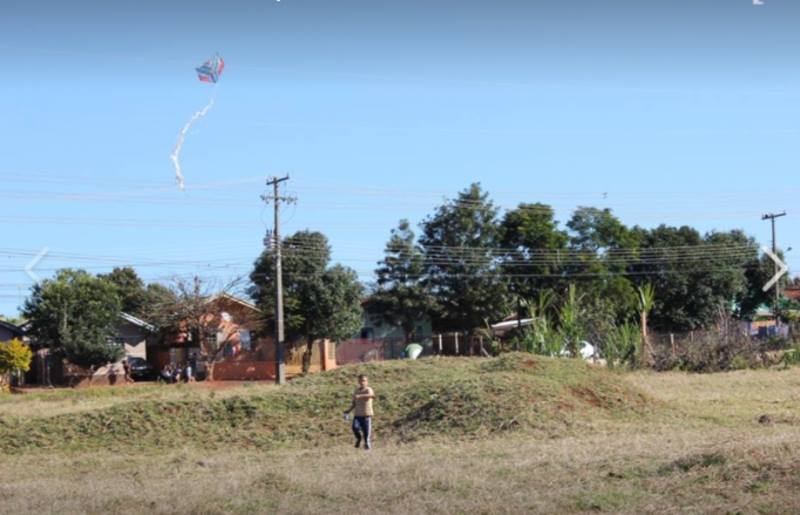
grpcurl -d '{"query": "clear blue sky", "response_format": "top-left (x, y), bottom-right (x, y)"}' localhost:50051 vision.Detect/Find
top-left (1, 0), bottom-right (798, 316)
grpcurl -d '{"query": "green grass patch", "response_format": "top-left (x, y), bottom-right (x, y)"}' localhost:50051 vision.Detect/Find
top-left (0, 354), bottom-right (653, 454)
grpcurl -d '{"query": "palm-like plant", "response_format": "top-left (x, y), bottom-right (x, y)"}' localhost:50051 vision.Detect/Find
top-left (602, 322), bottom-right (641, 368)
top-left (637, 283), bottom-right (656, 368)
top-left (558, 284), bottom-right (586, 358)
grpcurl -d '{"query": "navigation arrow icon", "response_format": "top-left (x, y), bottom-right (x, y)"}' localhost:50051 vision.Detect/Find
top-left (25, 247), bottom-right (49, 283)
top-left (762, 246), bottom-right (789, 293)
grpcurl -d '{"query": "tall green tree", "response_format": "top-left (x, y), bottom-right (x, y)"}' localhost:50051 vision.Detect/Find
top-left (369, 220), bottom-right (435, 343)
top-left (23, 269), bottom-right (123, 370)
top-left (567, 207), bottom-right (637, 254)
top-left (500, 203), bottom-right (568, 320)
top-left (420, 183), bottom-right (508, 333)
top-left (738, 251), bottom-right (788, 318)
top-left (99, 267), bottom-right (148, 316)
top-left (566, 207), bottom-right (639, 322)
top-left (631, 226), bottom-right (760, 331)
top-left (250, 231), bottom-right (363, 373)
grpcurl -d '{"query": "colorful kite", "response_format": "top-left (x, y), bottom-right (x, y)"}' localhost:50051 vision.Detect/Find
top-left (195, 53), bottom-right (225, 83)
top-left (171, 53), bottom-right (225, 191)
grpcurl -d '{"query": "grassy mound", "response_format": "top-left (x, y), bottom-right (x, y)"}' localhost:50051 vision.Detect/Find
top-left (0, 354), bottom-right (653, 453)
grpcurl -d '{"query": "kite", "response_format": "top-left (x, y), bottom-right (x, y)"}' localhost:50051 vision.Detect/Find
top-left (195, 53), bottom-right (225, 83)
top-left (170, 53), bottom-right (225, 191)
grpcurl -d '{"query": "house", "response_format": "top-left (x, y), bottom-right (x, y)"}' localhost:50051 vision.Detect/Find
top-left (0, 320), bottom-right (24, 343)
top-left (336, 305), bottom-right (432, 365)
top-left (151, 292), bottom-right (336, 381)
top-left (117, 312), bottom-right (157, 360)
top-left (25, 312), bottom-right (159, 386)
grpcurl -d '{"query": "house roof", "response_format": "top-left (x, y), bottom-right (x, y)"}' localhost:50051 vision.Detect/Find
top-left (491, 318), bottom-right (534, 333)
top-left (0, 320), bottom-right (24, 337)
top-left (119, 312), bottom-right (156, 332)
top-left (206, 292), bottom-right (259, 312)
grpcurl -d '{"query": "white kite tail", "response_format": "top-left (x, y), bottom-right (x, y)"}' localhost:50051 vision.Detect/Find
top-left (170, 96), bottom-right (215, 191)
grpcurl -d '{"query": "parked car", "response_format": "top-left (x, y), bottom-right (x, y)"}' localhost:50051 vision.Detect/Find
top-left (127, 357), bottom-right (155, 381)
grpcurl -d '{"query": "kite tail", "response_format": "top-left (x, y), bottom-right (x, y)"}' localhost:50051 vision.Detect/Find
top-left (170, 92), bottom-right (216, 191)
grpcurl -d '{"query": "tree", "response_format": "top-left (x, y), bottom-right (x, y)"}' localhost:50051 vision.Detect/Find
top-left (309, 265), bottom-right (363, 369)
top-left (738, 251), bottom-right (788, 319)
top-left (567, 207), bottom-right (637, 254)
top-left (566, 207), bottom-right (639, 323)
top-left (141, 282), bottom-right (178, 319)
top-left (420, 183), bottom-right (508, 333)
top-left (250, 231), bottom-right (364, 374)
top-left (0, 338), bottom-right (33, 388)
top-left (145, 276), bottom-right (248, 380)
top-left (499, 203), bottom-right (568, 325)
top-left (369, 220), bottom-right (436, 343)
top-left (23, 269), bottom-right (123, 371)
top-left (0, 314), bottom-right (23, 326)
top-left (631, 226), bottom-right (759, 331)
top-left (99, 267), bottom-right (148, 317)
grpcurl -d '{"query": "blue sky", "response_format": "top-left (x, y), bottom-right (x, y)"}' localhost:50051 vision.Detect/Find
top-left (0, 0), bottom-right (798, 316)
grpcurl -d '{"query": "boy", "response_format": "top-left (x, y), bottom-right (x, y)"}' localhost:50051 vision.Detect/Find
top-left (344, 374), bottom-right (375, 450)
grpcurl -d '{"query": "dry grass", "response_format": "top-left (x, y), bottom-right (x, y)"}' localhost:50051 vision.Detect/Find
top-left (0, 382), bottom-right (277, 419)
top-left (2, 360), bottom-right (800, 514)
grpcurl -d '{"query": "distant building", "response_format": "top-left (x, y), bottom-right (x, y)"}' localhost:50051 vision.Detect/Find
top-left (336, 303), bottom-right (432, 365)
top-left (0, 320), bottom-right (24, 343)
top-left (151, 293), bottom-right (335, 380)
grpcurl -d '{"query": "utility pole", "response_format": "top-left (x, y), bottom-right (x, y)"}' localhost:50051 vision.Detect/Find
top-left (762, 211), bottom-right (787, 309)
top-left (262, 175), bottom-right (295, 385)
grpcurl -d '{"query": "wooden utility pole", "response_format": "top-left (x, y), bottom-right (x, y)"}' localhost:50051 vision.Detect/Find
top-left (762, 212), bottom-right (787, 309)
top-left (262, 175), bottom-right (295, 385)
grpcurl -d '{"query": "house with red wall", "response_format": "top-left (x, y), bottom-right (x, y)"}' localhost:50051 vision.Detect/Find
top-left (150, 293), bottom-right (336, 381)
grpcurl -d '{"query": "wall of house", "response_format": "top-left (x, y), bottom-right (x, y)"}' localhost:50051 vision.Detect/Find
top-left (359, 311), bottom-right (433, 342)
top-left (213, 360), bottom-right (276, 381)
top-left (0, 327), bottom-right (19, 342)
top-left (211, 338), bottom-right (335, 380)
top-left (116, 320), bottom-right (149, 359)
top-left (337, 339), bottom-right (385, 365)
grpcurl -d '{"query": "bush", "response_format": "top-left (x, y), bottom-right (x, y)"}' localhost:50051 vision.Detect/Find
top-left (0, 338), bottom-right (33, 389)
top-left (601, 323), bottom-right (641, 369)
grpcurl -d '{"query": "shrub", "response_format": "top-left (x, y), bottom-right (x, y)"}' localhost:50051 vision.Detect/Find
top-left (601, 323), bottom-right (641, 368)
top-left (0, 338), bottom-right (33, 389)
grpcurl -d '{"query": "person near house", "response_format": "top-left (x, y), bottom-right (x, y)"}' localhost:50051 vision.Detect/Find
top-left (343, 374), bottom-right (375, 450)
top-left (107, 362), bottom-right (118, 385)
top-left (184, 363), bottom-right (195, 383)
top-left (121, 359), bottom-right (134, 384)
top-left (160, 364), bottom-right (172, 383)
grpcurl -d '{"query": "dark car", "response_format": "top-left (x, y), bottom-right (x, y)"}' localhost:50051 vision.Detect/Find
top-left (127, 357), bottom-right (155, 381)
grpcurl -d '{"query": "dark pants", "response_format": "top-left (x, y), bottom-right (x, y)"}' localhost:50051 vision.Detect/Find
top-left (352, 416), bottom-right (372, 448)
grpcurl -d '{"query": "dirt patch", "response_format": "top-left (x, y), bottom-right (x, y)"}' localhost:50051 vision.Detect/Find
top-left (522, 359), bottom-right (539, 370)
top-left (570, 386), bottom-right (604, 408)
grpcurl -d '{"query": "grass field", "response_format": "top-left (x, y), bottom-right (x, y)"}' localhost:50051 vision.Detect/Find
top-left (1, 355), bottom-right (799, 514)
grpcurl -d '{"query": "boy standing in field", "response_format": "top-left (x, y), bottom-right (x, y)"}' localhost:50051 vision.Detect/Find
top-left (344, 374), bottom-right (375, 450)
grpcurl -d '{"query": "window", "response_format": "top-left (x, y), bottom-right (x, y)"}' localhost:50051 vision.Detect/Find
top-left (360, 328), bottom-right (374, 340)
top-left (239, 330), bottom-right (252, 351)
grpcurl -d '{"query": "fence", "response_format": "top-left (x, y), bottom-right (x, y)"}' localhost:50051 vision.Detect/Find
top-left (648, 322), bottom-right (797, 372)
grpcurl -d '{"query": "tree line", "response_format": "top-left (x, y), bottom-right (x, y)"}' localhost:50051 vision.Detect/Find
top-left (365, 183), bottom-right (784, 350)
top-left (17, 182), bottom-right (791, 374)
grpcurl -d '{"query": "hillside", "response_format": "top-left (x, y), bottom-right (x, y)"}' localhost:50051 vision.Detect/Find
top-left (0, 354), bottom-right (653, 454)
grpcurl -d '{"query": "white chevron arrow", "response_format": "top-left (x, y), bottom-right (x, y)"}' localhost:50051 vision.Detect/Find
top-left (24, 247), bottom-right (49, 283)
top-left (763, 246), bottom-right (788, 293)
